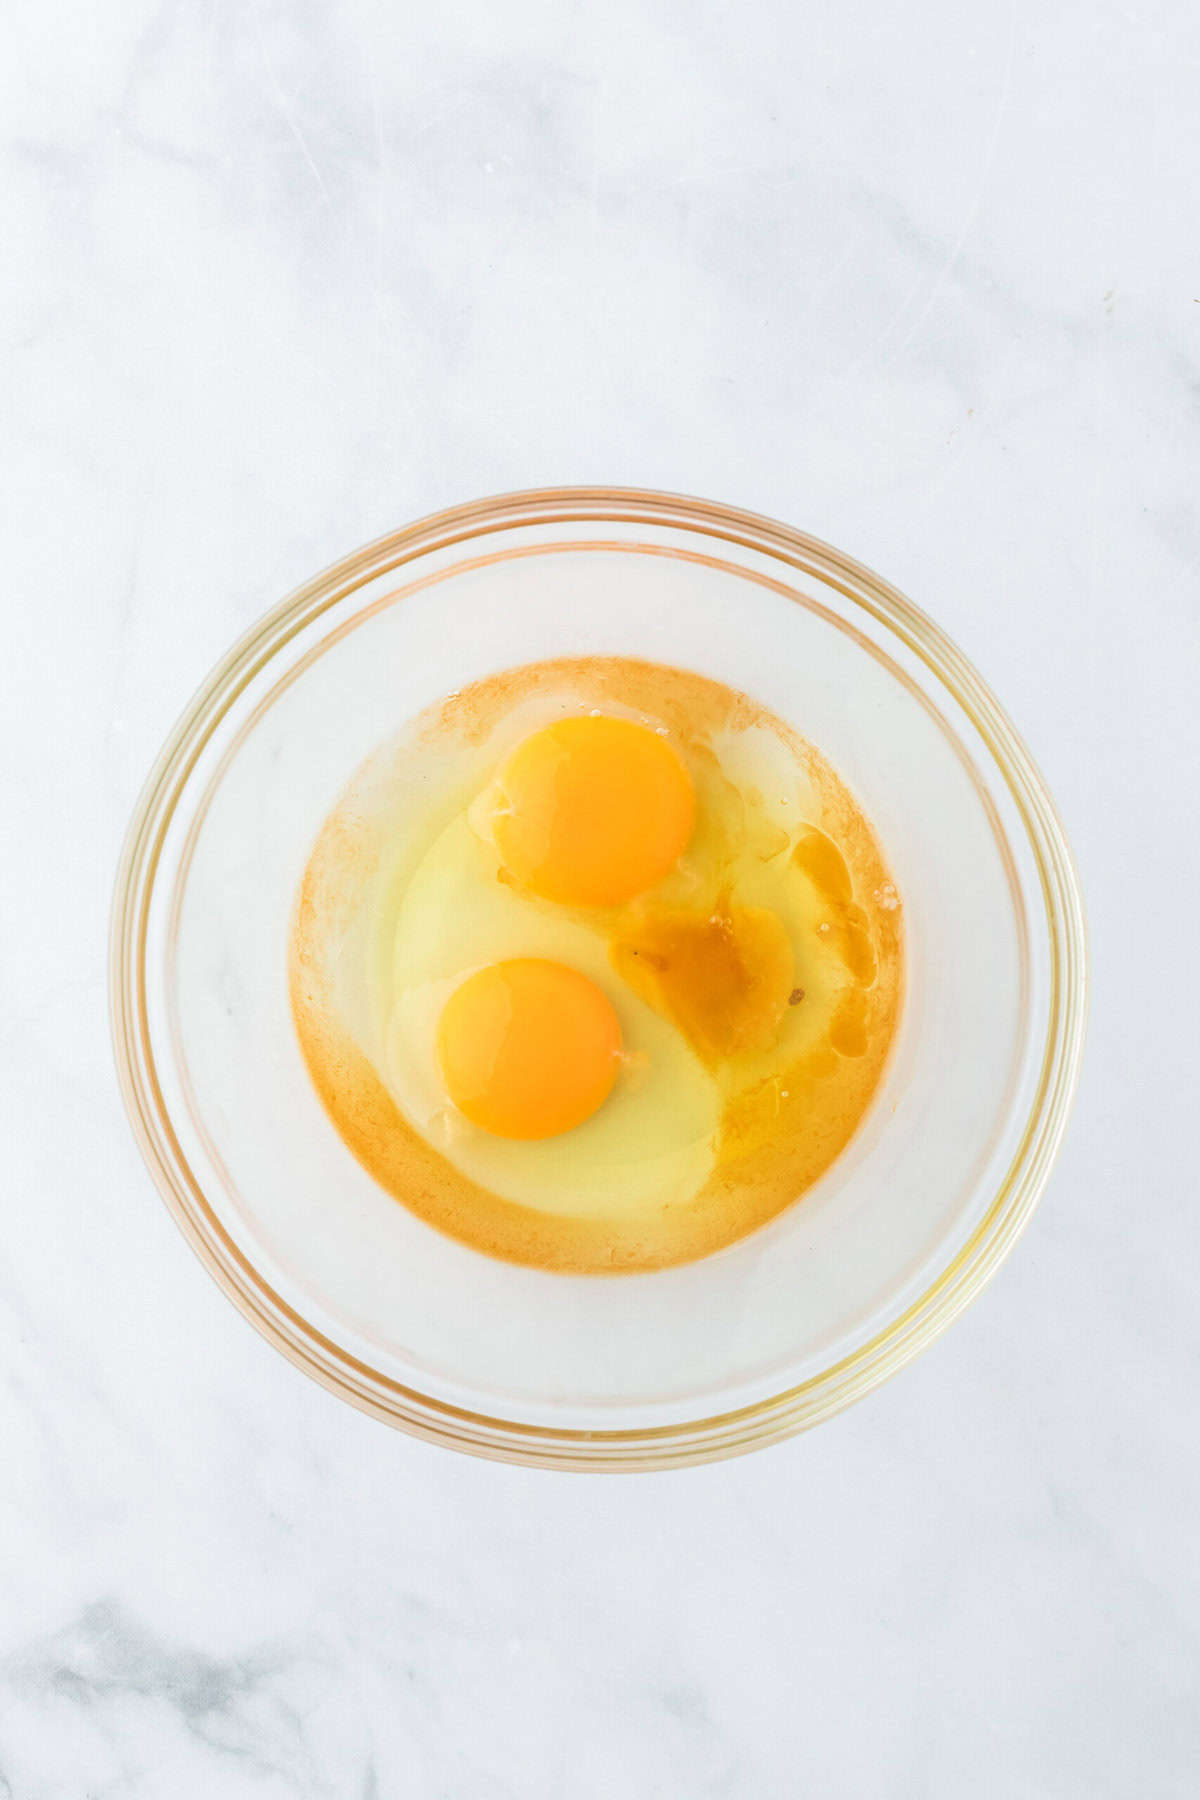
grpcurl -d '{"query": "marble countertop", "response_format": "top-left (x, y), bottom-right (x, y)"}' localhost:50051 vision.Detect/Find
top-left (3, 0), bottom-right (1198, 1793)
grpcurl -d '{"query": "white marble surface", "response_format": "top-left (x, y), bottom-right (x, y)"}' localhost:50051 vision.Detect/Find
top-left (2, 0), bottom-right (1198, 1792)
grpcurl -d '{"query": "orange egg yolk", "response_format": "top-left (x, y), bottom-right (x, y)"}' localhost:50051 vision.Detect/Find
top-left (436, 958), bottom-right (623, 1140)
top-left (492, 715), bottom-right (696, 907)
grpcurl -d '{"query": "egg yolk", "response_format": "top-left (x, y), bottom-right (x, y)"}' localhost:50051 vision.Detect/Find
top-left (493, 715), bottom-right (696, 907)
top-left (437, 958), bottom-right (623, 1140)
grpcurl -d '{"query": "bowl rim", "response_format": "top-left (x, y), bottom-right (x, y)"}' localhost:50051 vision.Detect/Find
top-left (109, 486), bottom-right (1088, 1469)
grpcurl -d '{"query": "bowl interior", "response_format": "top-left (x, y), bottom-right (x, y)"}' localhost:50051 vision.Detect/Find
top-left (150, 522), bottom-right (1043, 1437)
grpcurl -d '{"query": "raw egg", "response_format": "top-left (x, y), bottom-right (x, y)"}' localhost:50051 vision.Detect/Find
top-left (290, 656), bottom-right (904, 1272)
top-left (383, 805), bottom-right (720, 1221)
top-left (436, 958), bottom-right (622, 1140)
top-left (491, 714), bottom-right (696, 906)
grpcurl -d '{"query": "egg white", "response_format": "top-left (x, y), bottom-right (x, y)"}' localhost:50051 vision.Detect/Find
top-left (379, 810), bottom-right (720, 1220)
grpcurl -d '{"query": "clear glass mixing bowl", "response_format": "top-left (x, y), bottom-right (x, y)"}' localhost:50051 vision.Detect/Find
top-left (110, 489), bottom-right (1086, 1468)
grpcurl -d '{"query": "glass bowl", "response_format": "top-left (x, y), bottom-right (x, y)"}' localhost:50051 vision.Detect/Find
top-left (109, 488), bottom-right (1087, 1469)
